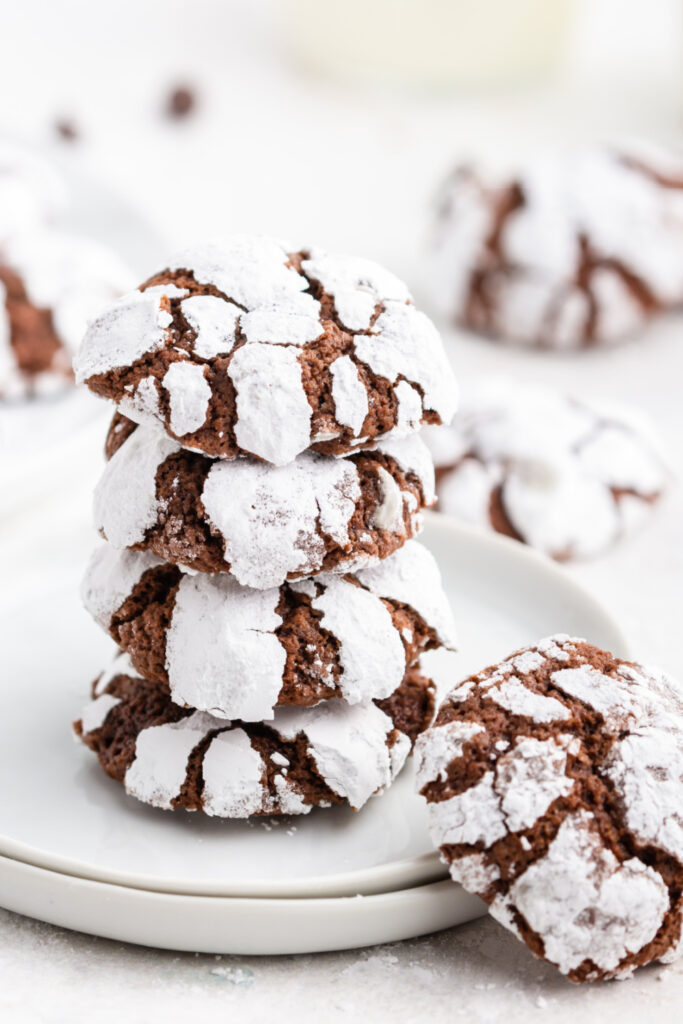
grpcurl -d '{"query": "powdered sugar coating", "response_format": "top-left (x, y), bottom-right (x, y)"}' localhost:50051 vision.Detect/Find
top-left (93, 424), bottom-right (180, 548)
top-left (81, 539), bottom-right (454, 719)
top-left (163, 361), bottom-right (211, 437)
top-left (425, 378), bottom-right (667, 560)
top-left (500, 812), bottom-right (669, 978)
top-left (416, 633), bottom-right (683, 980)
top-left (228, 342), bottom-right (312, 465)
top-left (76, 234), bottom-right (456, 462)
top-left (201, 450), bottom-right (360, 588)
top-left (77, 659), bottom-right (419, 816)
top-left (330, 354), bottom-right (369, 434)
top-left (76, 284), bottom-right (184, 385)
top-left (273, 700), bottom-right (410, 811)
top-left (432, 142), bottom-right (683, 347)
top-left (95, 420), bottom-right (431, 586)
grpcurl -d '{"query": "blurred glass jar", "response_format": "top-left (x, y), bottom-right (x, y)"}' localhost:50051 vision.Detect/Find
top-left (285, 0), bottom-right (574, 90)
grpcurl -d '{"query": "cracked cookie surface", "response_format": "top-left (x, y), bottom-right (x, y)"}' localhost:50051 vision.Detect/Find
top-left (75, 656), bottom-right (435, 817)
top-left (424, 379), bottom-right (667, 560)
top-left (96, 416), bottom-right (435, 588)
top-left (416, 634), bottom-right (683, 981)
top-left (75, 235), bottom-right (457, 464)
top-left (432, 142), bottom-right (683, 348)
top-left (82, 540), bottom-right (457, 721)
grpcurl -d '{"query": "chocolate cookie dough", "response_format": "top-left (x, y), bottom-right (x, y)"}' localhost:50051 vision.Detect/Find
top-left (424, 380), bottom-right (667, 560)
top-left (75, 655), bottom-right (435, 816)
top-left (95, 417), bottom-right (435, 588)
top-left (432, 142), bottom-right (683, 348)
top-left (75, 235), bottom-right (457, 464)
top-left (416, 635), bottom-right (683, 981)
top-left (82, 540), bottom-right (457, 721)
top-left (0, 229), bottom-right (132, 398)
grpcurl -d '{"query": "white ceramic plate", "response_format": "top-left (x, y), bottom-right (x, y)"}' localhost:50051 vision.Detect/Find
top-left (0, 858), bottom-right (485, 955)
top-left (0, 511), bottom-right (628, 913)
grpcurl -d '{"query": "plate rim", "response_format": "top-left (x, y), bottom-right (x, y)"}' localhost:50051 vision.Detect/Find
top-left (0, 851), bottom-right (485, 955)
top-left (0, 513), bottom-right (630, 898)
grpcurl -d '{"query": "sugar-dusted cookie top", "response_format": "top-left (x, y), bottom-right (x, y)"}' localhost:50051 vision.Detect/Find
top-left (432, 142), bottom-right (683, 348)
top-left (75, 235), bottom-right (457, 465)
top-left (82, 540), bottom-right (456, 722)
top-left (75, 655), bottom-right (435, 816)
top-left (95, 416), bottom-right (435, 589)
top-left (424, 379), bottom-right (667, 560)
top-left (416, 635), bottom-right (683, 982)
top-left (0, 229), bottom-right (133, 398)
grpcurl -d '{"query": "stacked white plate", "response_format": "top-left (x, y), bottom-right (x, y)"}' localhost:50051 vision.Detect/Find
top-left (0, 507), bottom-right (628, 954)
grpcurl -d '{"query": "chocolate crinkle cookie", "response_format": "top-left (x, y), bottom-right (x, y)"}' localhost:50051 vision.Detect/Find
top-left (95, 416), bottom-right (435, 588)
top-left (416, 635), bottom-right (683, 981)
top-left (0, 229), bottom-right (133, 398)
top-left (424, 379), bottom-right (667, 560)
top-left (75, 654), bottom-right (436, 817)
top-left (74, 235), bottom-right (457, 465)
top-left (81, 540), bottom-right (457, 721)
top-left (432, 141), bottom-right (683, 348)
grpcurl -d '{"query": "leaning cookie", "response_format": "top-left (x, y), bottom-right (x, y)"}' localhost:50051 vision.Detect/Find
top-left (82, 540), bottom-right (457, 721)
top-left (95, 417), bottom-right (435, 588)
top-left (0, 229), bottom-right (133, 398)
top-left (432, 142), bottom-right (683, 348)
top-left (74, 235), bottom-right (457, 465)
top-left (415, 635), bottom-right (683, 981)
top-left (424, 380), bottom-right (667, 560)
top-left (75, 655), bottom-right (435, 816)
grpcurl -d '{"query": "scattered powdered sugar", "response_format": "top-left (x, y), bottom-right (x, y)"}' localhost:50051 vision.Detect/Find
top-left (201, 451), bottom-right (360, 588)
top-left (329, 354), bottom-right (369, 434)
top-left (94, 422), bottom-right (180, 548)
top-left (162, 361), bottom-right (211, 437)
top-left (228, 342), bottom-right (312, 465)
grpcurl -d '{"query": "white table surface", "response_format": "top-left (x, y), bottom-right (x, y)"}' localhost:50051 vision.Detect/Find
top-left (2, 1), bottom-right (683, 1020)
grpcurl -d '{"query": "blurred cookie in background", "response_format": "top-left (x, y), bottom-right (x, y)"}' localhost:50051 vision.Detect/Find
top-left (0, 229), bottom-right (133, 399)
top-left (431, 141), bottom-right (683, 348)
top-left (0, 140), bottom-right (67, 242)
top-left (423, 379), bottom-right (668, 560)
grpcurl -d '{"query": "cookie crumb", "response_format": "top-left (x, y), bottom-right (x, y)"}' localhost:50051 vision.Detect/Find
top-left (167, 86), bottom-right (196, 119)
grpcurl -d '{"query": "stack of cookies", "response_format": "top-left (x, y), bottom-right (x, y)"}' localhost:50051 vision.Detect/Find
top-left (72, 235), bottom-right (459, 819)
